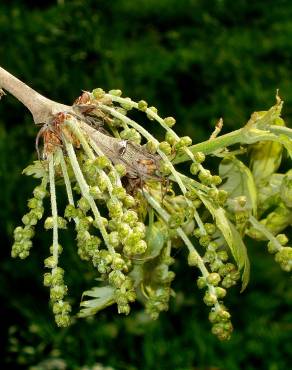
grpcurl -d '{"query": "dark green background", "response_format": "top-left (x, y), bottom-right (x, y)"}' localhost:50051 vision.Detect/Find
top-left (0, 1), bottom-right (291, 369)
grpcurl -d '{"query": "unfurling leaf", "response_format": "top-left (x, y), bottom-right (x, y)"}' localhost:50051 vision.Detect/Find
top-left (22, 161), bottom-right (47, 178)
top-left (143, 223), bottom-right (166, 260)
top-left (78, 285), bottom-right (115, 318)
top-left (199, 194), bottom-right (250, 291)
top-left (219, 157), bottom-right (257, 215)
top-left (249, 118), bottom-right (284, 184)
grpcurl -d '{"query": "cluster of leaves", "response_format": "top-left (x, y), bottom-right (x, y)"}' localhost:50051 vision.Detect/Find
top-left (11, 89), bottom-right (292, 342)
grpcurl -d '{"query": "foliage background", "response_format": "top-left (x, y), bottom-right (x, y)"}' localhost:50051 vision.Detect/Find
top-left (0, 0), bottom-right (291, 369)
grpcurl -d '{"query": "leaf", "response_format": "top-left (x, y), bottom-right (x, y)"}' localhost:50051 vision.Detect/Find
top-left (219, 157), bottom-right (257, 215)
top-left (198, 194), bottom-right (250, 291)
top-left (78, 285), bottom-right (115, 318)
top-left (228, 222), bottom-right (250, 292)
top-left (245, 96), bottom-right (283, 130)
top-left (22, 161), bottom-right (47, 178)
top-left (249, 126), bottom-right (284, 184)
top-left (143, 222), bottom-right (166, 260)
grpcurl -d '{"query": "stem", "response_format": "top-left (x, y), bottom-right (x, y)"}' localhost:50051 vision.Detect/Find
top-left (59, 150), bottom-right (75, 207)
top-left (48, 155), bottom-right (59, 273)
top-left (64, 140), bottom-right (113, 252)
top-left (249, 215), bottom-right (282, 251)
top-left (173, 126), bottom-right (292, 164)
top-left (0, 65), bottom-right (70, 124)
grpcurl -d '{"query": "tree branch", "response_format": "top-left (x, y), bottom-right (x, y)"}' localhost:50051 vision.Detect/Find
top-left (0, 65), bottom-right (70, 124)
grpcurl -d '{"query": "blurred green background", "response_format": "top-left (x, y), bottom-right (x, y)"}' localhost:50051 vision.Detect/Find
top-left (0, 0), bottom-right (291, 369)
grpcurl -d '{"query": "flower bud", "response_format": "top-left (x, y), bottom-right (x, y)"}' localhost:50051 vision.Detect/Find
top-left (147, 106), bottom-right (158, 120)
top-left (109, 89), bottom-right (122, 97)
top-left (92, 88), bottom-right (105, 99)
top-left (44, 256), bottom-right (57, 269)
top-left (207, 273), bottom-right (221, 286)
top-left (159, 141), bottom-right (172, 156)
top-left (44, 217), bottom-right (54, 230)
top-left (197, 276), bottom-right (207, 289)
top-left (203, 291), bottom-right (218, 306)
top-left (188, 251), bottom-right (199, 266)
top-left (138, 100), bottom-right (148, 111)
top-left (164, 117), bottom-right (176, 127)
top-left (194, 152), bottom-right (205, 163)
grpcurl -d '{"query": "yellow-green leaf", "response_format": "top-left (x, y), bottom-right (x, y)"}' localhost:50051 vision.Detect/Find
top-left (219, 157), bottom-right (257, 215)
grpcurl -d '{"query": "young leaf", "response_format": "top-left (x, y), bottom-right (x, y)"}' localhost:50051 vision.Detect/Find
top-left (143, 222), bottom-right (166, 260)
top-left (78, 285), bottom-right (115, 318)
top-left (22, 161), bottom-right (47, 178)
top-left (219, 157), bottom-right (257, 215)
top-left (198, 194), bottom-right (250, 290)
top-left (249, 119), bottom-right (284, 184)
top-left (228, 222), bottom-right (250, 292)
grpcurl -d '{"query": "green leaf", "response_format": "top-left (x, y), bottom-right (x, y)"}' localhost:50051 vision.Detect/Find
top-left (198, 194), bottom-right (250, 291)
top-left (219, 157), bottom-right (257, 215)
top-left (78, 285), bottom-right (115, 318)
top-left (228, 222), bottom-right (250, 292)
top-left (249, 136), bottom-right (283, 185)
top-left (245, 96), bottom-right (283, 130)
top-left (22, 161), bottom-right (47, 178)
top-left (144, 222), bottom-right (166, 259)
